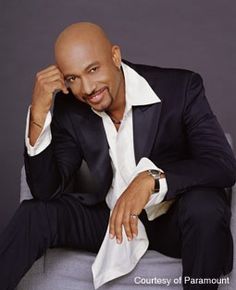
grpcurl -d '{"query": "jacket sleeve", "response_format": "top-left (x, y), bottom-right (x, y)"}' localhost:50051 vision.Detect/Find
top-left (162, 73), bottom-right (236, 200)
top-left (24, 94), bottom-right (83, 201)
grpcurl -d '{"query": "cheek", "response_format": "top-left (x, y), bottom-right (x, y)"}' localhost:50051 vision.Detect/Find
top-left (110, 73), bottom-right (121, 95)
top-left (69, 85), bottom-right (84, 101)
top-left (94, 73), bottom-right (109, 85)
top-left (69, 82), bottom-right (80, 94)
top-left (70, 85), bottom-right (78, 94)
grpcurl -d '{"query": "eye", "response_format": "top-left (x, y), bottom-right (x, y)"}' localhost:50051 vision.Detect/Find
top-left (89, 66), bottom-right (98, 73)
top-left (66, 75), bottom-right (77, 83)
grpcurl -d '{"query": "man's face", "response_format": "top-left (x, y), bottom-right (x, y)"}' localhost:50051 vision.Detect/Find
top-left (56, 43), bottom-right (123, 112)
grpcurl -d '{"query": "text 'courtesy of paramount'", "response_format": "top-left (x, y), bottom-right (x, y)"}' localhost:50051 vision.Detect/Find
top-left (134, 276), bottom-right (230, 286)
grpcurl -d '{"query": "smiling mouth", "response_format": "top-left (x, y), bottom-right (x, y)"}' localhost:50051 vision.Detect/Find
top-left (87, 87), bottom-right (107, 104)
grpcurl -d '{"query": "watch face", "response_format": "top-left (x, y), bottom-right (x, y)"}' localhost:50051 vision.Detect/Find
top-left (149, 169), bottom-right (159, 174)
top-left (148, 170), bottom-right (161, 178)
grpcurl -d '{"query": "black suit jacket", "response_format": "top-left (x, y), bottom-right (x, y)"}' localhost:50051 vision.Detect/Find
top-left (24, 61), bottom-right (236, 205)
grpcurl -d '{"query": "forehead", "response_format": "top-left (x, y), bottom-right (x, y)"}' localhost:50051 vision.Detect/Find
top-left (56, 41), bottom-right (111, 75)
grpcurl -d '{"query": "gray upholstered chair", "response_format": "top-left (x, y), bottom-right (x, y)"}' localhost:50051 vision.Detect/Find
top-left (17, 134), bottom-right (235, 290)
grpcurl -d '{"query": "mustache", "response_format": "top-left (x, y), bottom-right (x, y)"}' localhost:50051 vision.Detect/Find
top-left (83, 87), bottom-right (107, 100)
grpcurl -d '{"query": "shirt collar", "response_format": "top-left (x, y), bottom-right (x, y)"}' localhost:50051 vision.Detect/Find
top-left (122, 61), bottom-right (160, 107)
top-left (92, 61), bottom-right (160, 117)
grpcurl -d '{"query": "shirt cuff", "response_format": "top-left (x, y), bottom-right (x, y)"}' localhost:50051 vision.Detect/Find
top-left (25, 106), bottom-right (52, 156)
top-left (130, 157), bottom-right (168, 220)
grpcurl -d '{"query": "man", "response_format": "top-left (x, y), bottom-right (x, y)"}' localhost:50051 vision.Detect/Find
top-left (0, 22), bottom-right (235, 290)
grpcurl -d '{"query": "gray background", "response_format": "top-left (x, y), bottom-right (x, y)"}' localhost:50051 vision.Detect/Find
top-left (0, 0), bottom-right (235, 233)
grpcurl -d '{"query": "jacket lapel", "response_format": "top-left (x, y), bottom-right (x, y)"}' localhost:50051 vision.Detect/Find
top-left (133, 102), bottom-right (162, 164)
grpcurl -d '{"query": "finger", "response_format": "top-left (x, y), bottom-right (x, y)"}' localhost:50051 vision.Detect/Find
top-left (37, 65), bottom-right (58, 75)
top-left (37, 69), bottom-right (63, 81)
top-left (46, 80), bottom-right (68, 95)
top-left (45, 74), bottom-right (68, 94)
top-left (114, 207), bottom-right (124, 244)
top-left (45, 75), bottom-right (68, 93)
top-left (130, 213), bottom-right (138, 238)
top-left (38, 71), bottom-right (68, 94)
top-left (109, 207), bottom-right (118, 239)
top-left (123, 211), bottom-right (133, 241)
top-left (43, 74), bottom-right (64, 83)
top-left (53, 80), bottom-right (69, 94)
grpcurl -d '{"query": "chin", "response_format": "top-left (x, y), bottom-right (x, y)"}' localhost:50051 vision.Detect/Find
top-left (90, 99), bottom-right (113, 112)
top-left (91, 104), bottom-right (108, 112)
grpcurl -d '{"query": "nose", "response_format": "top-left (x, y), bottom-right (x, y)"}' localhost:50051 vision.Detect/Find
top-left (80, 77), bottom-right (96, 96)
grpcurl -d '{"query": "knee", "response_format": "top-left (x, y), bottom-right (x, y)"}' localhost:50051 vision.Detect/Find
top-left (18, 199), bottom-right (48, 223)
top-left (20, 199), bottom-right (44, 212)
top-left (178, 188), bottom-right (231, 231)
top-left (17, 199), bottom-right (52, 238)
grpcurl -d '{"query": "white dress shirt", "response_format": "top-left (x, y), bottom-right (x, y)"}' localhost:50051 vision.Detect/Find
top-left (25, 62), bottom-right (171, 289)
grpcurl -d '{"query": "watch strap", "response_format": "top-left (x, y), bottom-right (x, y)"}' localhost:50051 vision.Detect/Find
top-left (147, 169), bottom-right (162, 193)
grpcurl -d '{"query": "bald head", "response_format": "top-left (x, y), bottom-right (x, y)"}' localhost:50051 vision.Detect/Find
top-left (55, 22), bottom-right (110, 46)
top-left (55, 22), bottom-right (115, 71)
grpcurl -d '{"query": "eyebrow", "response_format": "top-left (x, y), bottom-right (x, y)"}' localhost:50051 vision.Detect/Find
top-left (85, 61), bottom-right (100, 71)
top-left (64, 61), bottom-right (100, 79)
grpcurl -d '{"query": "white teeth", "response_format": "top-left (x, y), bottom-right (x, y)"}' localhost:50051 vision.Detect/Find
top-left (89, 93), bottom-right (102, 103)
top-left (88, 88), bottom-right (106, 104)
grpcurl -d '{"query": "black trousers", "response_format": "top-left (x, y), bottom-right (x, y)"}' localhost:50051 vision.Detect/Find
top-left (0, 187), bottom-right (233, 290)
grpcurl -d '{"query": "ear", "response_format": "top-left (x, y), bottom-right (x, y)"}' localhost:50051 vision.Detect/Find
top-left (111, 45), bottom-right (121, 69)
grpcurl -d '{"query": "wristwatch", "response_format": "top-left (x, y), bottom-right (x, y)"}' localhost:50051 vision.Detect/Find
top-left (147, 169), bottom-right (162, 193)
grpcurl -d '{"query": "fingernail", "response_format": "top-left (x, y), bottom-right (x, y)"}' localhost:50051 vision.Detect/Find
top-left (116, 239), bottom-right (121, 244)
top-left (133, 233), bottom-right (137, 238)
top-left (128, 237), bottom-right (132, 241)
top-left (109, 234), bottom-right (114, 239)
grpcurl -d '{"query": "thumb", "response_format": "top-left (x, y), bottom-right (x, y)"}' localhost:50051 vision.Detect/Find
top-left (62, 87), bottom-right (69, 94)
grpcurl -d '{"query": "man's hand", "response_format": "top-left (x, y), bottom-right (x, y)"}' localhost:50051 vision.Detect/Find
top-left (29, 65), bottom-right (69, 146)
top-left (109, 171), bottom-right (155, 244)
top-left (31, 65), bottom-right (68, 113)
